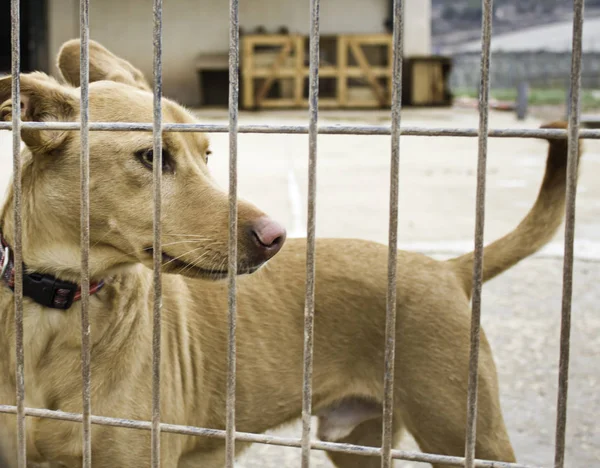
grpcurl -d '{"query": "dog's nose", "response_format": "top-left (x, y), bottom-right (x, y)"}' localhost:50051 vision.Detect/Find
top-left (251, 217), bottom-right (286, 260)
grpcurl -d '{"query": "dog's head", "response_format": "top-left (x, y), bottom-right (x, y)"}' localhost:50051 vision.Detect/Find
top-left (0, 40), bottom-right (286, 281)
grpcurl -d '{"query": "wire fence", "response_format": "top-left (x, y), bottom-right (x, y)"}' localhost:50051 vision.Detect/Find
top-left (450, 51), bottom-right (600, 91)
top-left (0, 0), bottom-right (588, 467)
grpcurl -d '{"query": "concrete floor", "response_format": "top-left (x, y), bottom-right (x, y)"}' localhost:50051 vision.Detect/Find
top-left (0, 107), bottom-right (598, 467)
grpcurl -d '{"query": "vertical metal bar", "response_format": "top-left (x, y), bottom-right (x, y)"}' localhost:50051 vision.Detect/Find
top-left (464, 1), bottom-right (494, 467)
top-left (554, 2), bottom-right (584, 467)
top-left (151, 0), bottom-right (163, 466)
top-left (381, 0), bottom-right (404, 467)
top-left (226, 0), bottom-right (240, 464)
top-left (300, 0), bottom-right (320, 465)
top-left (78, 0), bottom-right (92, 466)
top-left (11, 0), bottom-right (25, 465)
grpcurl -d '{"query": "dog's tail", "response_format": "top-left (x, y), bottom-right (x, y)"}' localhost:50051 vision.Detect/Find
top-left (448, 121), bottom-right (582, 298)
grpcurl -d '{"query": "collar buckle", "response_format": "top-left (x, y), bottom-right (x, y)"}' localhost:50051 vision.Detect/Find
top-left (22, 273), bottom-right (78, 310)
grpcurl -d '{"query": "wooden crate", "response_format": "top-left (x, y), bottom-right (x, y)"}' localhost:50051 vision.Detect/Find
top-left (241, 34), bottom-right (394, 109)
top-left (337, 34), bottom-right (393, 108)
top-left (241, 35), bottom-right (304, 109)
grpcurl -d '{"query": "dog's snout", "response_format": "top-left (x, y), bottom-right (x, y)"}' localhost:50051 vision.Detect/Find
top-left (250, 217), bottom-right (286, 259)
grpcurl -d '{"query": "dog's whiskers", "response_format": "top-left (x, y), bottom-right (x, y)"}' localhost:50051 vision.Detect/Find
top-left (162, 234), bottom-right (212, 239)
top-left (182, 249), bottom-right (227, 277)
top-left (181, 249), bottom-right (217, 275)
top-left (91, 228), bottom-right (116, 249)
top-left (160, 240), bottom-right (205, 248)
top-left (163, 246), bottom-right (209, 266)
top-left (106, 238), bottom-right (223, 264)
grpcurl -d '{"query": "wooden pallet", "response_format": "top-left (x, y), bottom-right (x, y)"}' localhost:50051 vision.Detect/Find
top-left (241, 34), bottom-right (393, 109)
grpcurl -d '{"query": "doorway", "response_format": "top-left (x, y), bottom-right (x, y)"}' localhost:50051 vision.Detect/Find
top-left (0, 0), bottom-right (49, 74)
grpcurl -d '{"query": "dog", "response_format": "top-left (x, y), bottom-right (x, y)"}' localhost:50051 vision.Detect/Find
top-left (0, 39), bottom-right (579, 467)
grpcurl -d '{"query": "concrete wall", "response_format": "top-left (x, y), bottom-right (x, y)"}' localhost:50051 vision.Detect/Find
top-left (48, 0), bottom-right (77, 77)
top-left (47, 0), bottom-right (431, 106)
top-left (405, 0), bottom-right (431, 56)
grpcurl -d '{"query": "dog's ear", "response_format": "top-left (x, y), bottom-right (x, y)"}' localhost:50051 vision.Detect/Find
top-left (0, 72), bottom-right (78, 152)
top-left (57, 39), bottom-right (151, 91)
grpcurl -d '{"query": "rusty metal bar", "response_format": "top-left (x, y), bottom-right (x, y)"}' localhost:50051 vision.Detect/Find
top-left (1, 121), bottom-right (599, 139)
top-left (151, 0), bottom-right (164, 465)
top-left (78, 0), bottom-right (92, 466)
top-left (226, 0), bottom-right (240, 464)
top-left (554, 1), bottom-right (585, 467)
top-left (1, 2), bottom-right (586, 468)
top-left (300, 0), bottom-right (320, 466)
top-left (0, 404), bottom-right (541, 468)
top-left (464, 0), bottom-right (494, 466)
top-left (381, 0), bottom-right (404, 466)
top-left (10, 0), bottom-right (25, 465)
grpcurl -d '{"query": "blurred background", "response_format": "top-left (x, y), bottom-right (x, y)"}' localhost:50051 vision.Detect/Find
top-left (0, 0), bottom-right (599, 467)
top-left (3, 0), bottom-right (600, 119)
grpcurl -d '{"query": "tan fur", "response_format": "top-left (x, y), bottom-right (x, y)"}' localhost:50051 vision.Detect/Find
top-left (449, 120), bottom-right (581, 298)
top-left (0, 40), bottom-right (579, 467)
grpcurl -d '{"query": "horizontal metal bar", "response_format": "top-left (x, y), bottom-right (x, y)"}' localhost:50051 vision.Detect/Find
top-left (0, 405), bottom-right (542, 468)
top-left (1, 121), bottom-right (599, 139)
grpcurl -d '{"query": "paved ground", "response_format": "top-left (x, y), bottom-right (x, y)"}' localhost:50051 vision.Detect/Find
top-left (1, 107), bottom-right (599, 467)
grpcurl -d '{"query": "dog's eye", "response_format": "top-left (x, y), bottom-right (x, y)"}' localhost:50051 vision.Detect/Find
top-left (205, 149), bottom-right (212, 164)
top-left (139, 149), bottom-right (154, 167)
top-left (136, 148), bottom-right (174, 173)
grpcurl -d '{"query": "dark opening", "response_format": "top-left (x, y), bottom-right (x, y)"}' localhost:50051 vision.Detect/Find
top-left (0, 0), bottom-right (49, 74)
top-left (198, 70), bottom-right (230, 107)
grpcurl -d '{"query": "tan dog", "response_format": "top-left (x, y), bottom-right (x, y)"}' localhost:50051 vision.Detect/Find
top-left (0, 40), bottom-right (578, 467)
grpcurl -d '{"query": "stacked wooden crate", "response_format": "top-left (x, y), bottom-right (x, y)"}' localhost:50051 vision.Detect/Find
top-left (241, 34), bottom-right (395, 109)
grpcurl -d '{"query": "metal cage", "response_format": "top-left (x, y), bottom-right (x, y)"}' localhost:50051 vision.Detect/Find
top-left (0, 0), bottom-right (593, 467)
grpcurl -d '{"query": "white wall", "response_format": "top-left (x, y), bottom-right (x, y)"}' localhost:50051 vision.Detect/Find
top-left (48, 0), bottom-right (77, 76)
top-left (404, 0), bottom-right (431, 56)
top-left (240, 0), bottom-right (387, 35)
top-left (48, 0), bottom-right (431, 106)
top-left (88, 0), bottom-right (231, 105)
